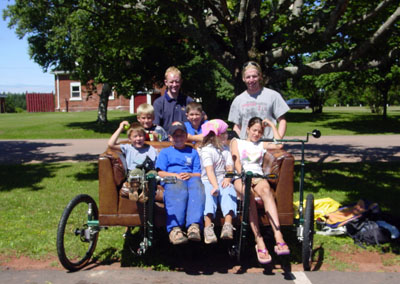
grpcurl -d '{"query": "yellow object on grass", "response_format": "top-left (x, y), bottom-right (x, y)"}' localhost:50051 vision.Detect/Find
top-left (293, 197), bottom-right (341, 221)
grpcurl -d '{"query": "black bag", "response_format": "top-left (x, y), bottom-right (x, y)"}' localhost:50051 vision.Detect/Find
top-left (346, 219), bottom-right (391, 247)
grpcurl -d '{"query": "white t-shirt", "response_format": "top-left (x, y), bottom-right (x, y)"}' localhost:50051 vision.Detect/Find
top-left (199, 144), bottom-right (233, 183)
top-left (235, 138), bottom-right (265, 175)
top-left (228, 87), bottom-right (289, 139)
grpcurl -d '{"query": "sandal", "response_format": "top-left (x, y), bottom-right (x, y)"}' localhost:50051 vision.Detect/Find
top-left (274, 242), bottom-right (290, 256)
top-left (255, 245), bottom-right (272, 264)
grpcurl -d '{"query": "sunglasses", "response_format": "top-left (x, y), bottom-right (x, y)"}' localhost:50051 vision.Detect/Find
top-left (242, 61), bottom-right (259, 69)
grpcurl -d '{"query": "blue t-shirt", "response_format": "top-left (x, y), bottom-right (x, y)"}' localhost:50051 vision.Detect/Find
top-left (120, 144), bottom-right (158, 171)
top-left (184, 120), bottom-right (208, 136)
top-left (155, 145), bottom-right (201, 174)
top-left (153, 91), bottom-right (193, 132)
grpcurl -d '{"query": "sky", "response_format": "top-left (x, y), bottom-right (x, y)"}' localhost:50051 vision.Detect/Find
top-left (0, 0), bottom-right (54, 94)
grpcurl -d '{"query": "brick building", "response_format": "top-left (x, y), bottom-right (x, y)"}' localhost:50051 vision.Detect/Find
top-left (52, 71), bottom-right (161, 113)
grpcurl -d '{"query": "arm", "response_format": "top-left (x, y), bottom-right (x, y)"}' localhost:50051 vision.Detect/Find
top-left (230, 139), bottom-right (242, 174)
top-left (277, 115), bottom-right (287, 138)
top-left (221, 164), bottom-right (233, 188)
top-left (262, 119), bottom-right (284, 150)
top-left (205, 166), bottom-right (219, 196)
top-left (233, 124), bottom-right (241, 137)
top-left (108, 121), bottom-right (129, 151)
top-left (187, 133), bottom-right (204, 143)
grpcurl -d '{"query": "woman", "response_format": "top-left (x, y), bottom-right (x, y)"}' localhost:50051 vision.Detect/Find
top-left (231, 117), bottom-right (290, 264)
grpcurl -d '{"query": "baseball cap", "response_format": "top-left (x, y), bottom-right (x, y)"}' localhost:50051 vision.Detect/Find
top-left (201, 119), bottom-right (228, 137)
top-left (168, 121), bottom-right (187, 135)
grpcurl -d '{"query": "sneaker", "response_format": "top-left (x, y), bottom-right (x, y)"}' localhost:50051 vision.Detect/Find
top-left (220, 223), bottom-right (235, 240)
top-left (187, 223), bottom-right (201, 242)
top-left (204, 223), bottom-right (217, 244)
top-left (169, 227), bottom-right (188, 245)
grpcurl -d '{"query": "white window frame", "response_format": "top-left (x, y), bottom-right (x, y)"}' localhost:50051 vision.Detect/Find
top-left (70, 82), bottom-right (82, 101)
top-left (109, 88), bottom-right (115, 100)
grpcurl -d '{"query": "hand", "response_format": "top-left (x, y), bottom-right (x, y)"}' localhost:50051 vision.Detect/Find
top-left (262, 119), bottom-right (273, 128)
top-left (177, 172), bottom-right (191, 180)
top-left (221, 178), bottom-right (231, 188)
top-left (120, 121), bottom-right (130, 130)
top-left (150, 131), bottom-right (159, 141)
top-left (210, 187), bottom-right (219, 196)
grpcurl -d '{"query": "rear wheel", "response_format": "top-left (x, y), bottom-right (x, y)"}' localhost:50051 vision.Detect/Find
top-left (56, 194), bottom-right (99, 271)
top-left (302, 194), bottom-right (314, 271)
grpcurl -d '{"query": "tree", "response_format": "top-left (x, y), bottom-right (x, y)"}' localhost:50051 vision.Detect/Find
top-left (4, 1), bottom-right (400, 121)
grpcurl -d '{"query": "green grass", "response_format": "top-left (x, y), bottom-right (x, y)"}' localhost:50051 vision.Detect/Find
top-left (0, 162), bottom-right (399, 270)
top-left (0, 107), bottom-right (399, 139)
top-left (0, 110), bottom-right (134, 139)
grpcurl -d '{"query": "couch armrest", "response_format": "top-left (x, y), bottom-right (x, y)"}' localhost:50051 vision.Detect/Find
top-left (98, 154), bottom-right (119, 215)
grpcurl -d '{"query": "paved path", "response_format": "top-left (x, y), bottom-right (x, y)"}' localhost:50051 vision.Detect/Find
top-left (0, 135), bottom-right (399, 164)
top-left (1, 268), bottom-right (400, 284)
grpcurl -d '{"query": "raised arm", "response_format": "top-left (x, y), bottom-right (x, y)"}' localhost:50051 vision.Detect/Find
top-left (262, 119), bottom-right (284, 150)
top-left (230, 138), bottom-right (242, 174)
top-left (108, 121), bottom-right (129, 151)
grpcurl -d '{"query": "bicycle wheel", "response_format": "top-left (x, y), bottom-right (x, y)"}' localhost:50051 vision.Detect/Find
top-left (302, 193), bottom-right (314, 271)
top-left (56, 194), bottom-right (99, 271)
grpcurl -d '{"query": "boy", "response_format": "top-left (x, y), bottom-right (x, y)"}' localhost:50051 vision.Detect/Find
top-left (108, 121), bottom-right (158, 201)
top-left (155, 121), bottom-right (205, 245)
top-left (137, 103), bottom-right (168, 141)
top-left (153, 66), bottom-right (194, 133)
top-left (184, 102), bottom-right (207, 144)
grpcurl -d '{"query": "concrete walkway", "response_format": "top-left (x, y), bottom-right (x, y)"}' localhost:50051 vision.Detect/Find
top-left (0, 135), bottom-right (399, 164)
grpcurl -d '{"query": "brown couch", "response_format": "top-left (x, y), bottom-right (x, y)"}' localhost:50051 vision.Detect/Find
top-left (98, 141), bottom-right (294, 228)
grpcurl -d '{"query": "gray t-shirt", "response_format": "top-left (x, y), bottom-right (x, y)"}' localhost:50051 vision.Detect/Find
top-left (228, 87), bottom-right (289, 139)
top-left (120, 144), bottom-right (158, 171)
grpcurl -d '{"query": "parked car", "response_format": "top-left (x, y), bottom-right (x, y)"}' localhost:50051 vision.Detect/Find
top-left (286, 98), bottom-right (311, 109)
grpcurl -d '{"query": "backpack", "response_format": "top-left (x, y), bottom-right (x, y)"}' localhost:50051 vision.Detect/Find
top-left (345, 218), bottom-right (391, 247)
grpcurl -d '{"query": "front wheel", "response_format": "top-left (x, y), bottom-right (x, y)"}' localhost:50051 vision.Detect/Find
top-left (56, 194), bottom-right (99, 271)
top-left (302, 194), bottom-right (314, 271)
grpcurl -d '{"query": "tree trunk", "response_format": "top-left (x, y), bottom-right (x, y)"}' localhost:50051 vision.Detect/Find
top-left (97, 83), bottom-right (111, 124)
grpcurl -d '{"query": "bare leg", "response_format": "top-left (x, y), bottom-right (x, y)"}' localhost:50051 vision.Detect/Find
top-left (204, 214), bottom-right (213, 227)
top-left (253, 180), bottom-right (289, 251)
top-left (234, 179), bottom-right (271, 261)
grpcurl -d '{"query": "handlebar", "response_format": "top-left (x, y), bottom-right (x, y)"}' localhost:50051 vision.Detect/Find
top-left (225, 171), bottom-right (278, 180)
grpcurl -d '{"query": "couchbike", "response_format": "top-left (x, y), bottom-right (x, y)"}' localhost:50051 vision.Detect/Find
top-left (56, 132), bottom-right (320, 272)
top-left (226, 129), bottom-right (321, 271)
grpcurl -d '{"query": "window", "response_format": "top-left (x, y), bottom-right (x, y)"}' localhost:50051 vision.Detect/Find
top-left (109, 88), bottom-right (115, 100)
top-left (70, 82), bottom-right (81, 100)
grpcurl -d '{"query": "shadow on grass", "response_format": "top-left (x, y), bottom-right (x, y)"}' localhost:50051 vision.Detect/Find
top-left (294, 162), bottom-right (400, 217)
top-left (285, 143), bottom-right (400, 163)
top-left (66, 114), bottom-right (134, 135)
top-left (0, 141), bottom-right (99, 164)
top-left (286, 112), bottom-right (400, 135)
top-left (0, 163), bottom-right (70, 192)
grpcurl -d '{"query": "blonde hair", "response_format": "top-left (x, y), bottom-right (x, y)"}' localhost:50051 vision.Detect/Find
top-left (164, 66), bottom-right (182, 80)
top-left (186, 101), bottom-right (203, 114)
top-left (201, 132), bottom-right (224, 151)
top-left (127, 122), bottom-right (146, 137)
top-left (137, 103), bottom-right (154, 116)
top-left (242, 61), bottom-right (264, 84)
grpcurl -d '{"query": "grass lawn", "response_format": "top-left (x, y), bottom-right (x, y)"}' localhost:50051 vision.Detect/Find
top-left (0, 107), bottom-right (399, 139)
top-left (0, 162), bottom-right (399, 270)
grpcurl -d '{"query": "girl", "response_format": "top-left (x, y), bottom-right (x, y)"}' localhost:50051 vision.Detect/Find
top-left (230, 117), bottom-right (290, 264)
top-left (198, 119), bottom-right (237, 244)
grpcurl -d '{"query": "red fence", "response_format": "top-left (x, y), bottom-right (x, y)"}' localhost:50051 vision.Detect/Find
top-left (26, 93), bottom-right (55, 112)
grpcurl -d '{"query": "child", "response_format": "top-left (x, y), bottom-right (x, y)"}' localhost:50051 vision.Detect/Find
top-left (108, 121), bottom-right (158, 202)
top-left (184, 102), bottom-right (207, 144)
top-left (137, 103), bottom-right (168, 141)
top-left (155, 121), bottom-right (205, 245)
top-left (198, 119), bottom-right (237, 244)
top-left (230, 117), bottom-right (289, 264)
